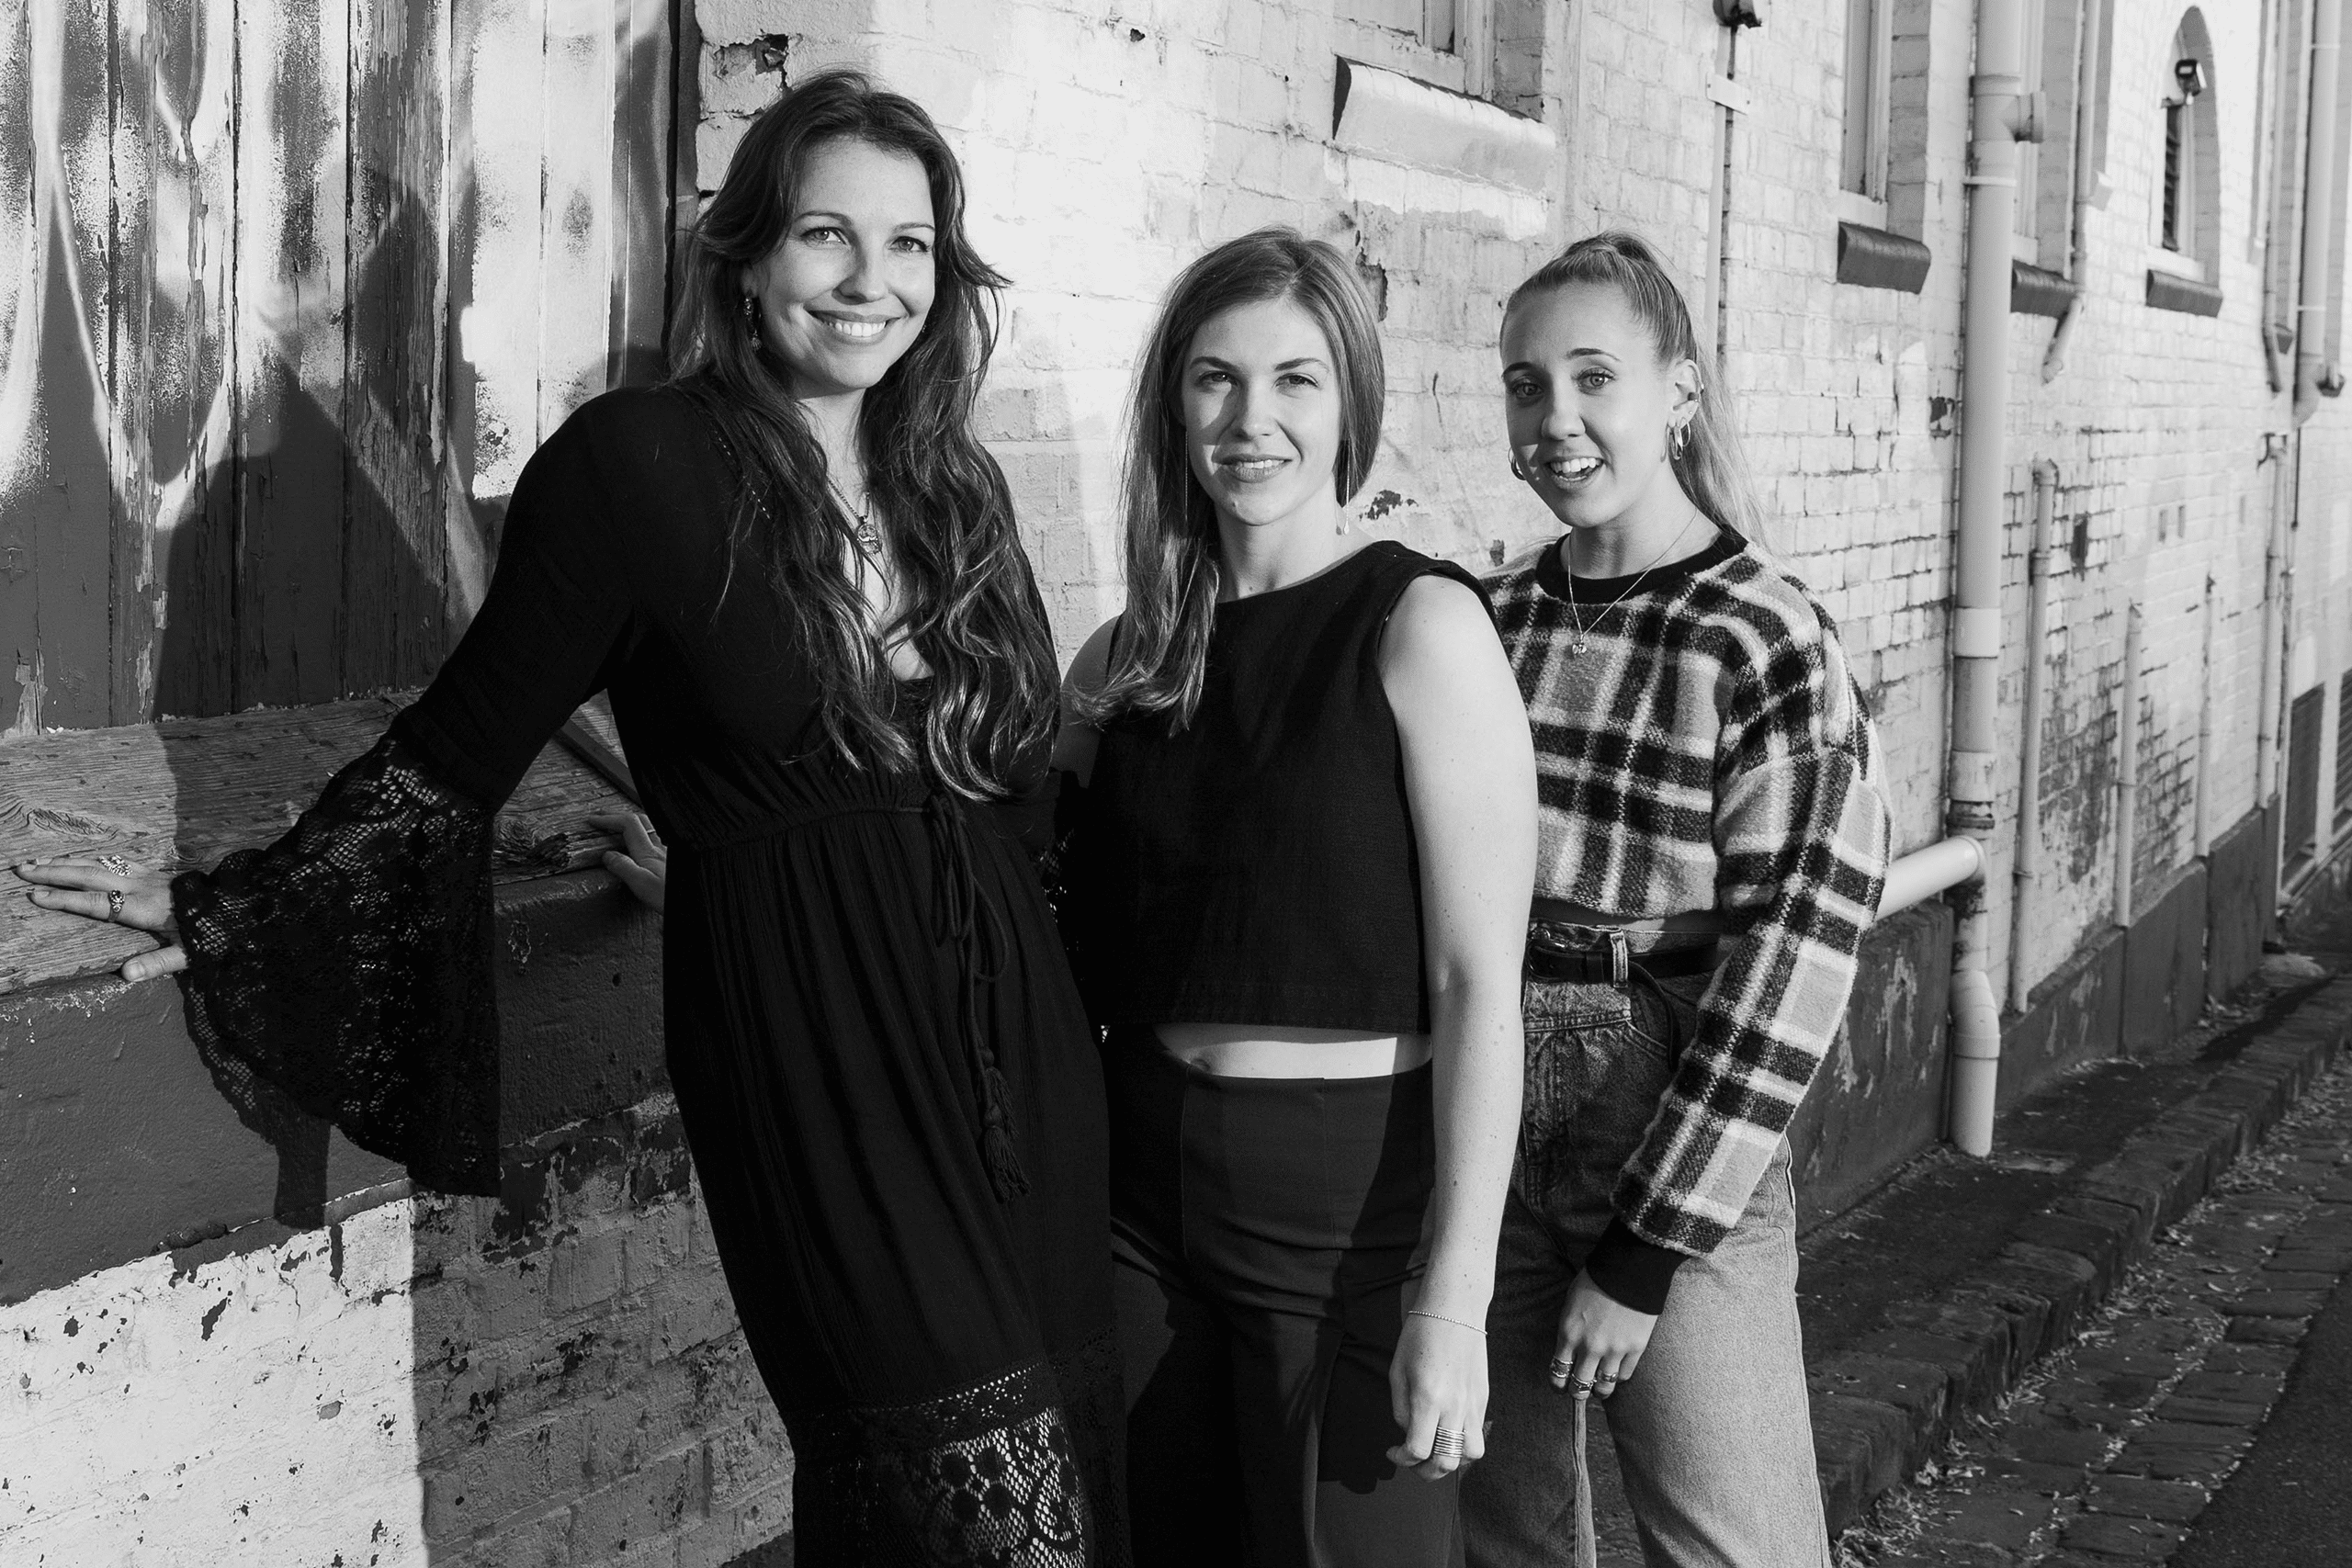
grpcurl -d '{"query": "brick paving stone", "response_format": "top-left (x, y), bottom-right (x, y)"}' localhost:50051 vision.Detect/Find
top-left (1874, 1545), bottom-right (2021, 1568)
top-left (2214, 1291), bottom-right (2330, 1316)
top-left (2008, 1425), bottom-right (2115, 1467)
top-left (2220, 1314), bottom-right (2309, 1345)
top-left (2167, 1372), bottom-right (2284, 1403)
top-left (2246, 1271), bottom-right (2336, 1292)
top-left (2146, 1395), bottom-right (2268, 1427)
top-left (1935, 1492), bottom-right (2060, 1549)
top-left (1827, 1055), bottom-right (2352, 1567)
top-left (2062, 1514), bottom-right (2187, 1559)
top-left (2080, 1477), bottom-right (2208, 1524)
top-left (2195, 1343), bottom-right (2295, 1374)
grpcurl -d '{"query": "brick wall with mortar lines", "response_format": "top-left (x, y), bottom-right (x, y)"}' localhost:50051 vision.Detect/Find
top-left (698, 0), bottom-right (1585, 654)
top-left (691, 0), bottom-right (2352, 1008)
top-left (0, 1098), bottom-right (793, 1567)
top-left (17, 5), bottom-right (2352, 1564)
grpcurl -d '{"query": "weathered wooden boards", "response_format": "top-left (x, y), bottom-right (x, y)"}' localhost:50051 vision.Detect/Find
top-left (0, 0), bottom-right (675, 732)
top-left (0, 693), bottom-right (634, 995)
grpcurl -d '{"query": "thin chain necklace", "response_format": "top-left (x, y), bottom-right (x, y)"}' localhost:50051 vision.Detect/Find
top-left (1564, 505), bottom-right (1702, 656)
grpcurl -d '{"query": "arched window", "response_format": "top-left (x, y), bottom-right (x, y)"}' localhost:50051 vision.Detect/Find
top-left (2148, 9), bottom-right (2222, 315)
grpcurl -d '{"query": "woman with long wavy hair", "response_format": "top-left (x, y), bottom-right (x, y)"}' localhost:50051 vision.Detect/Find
top-left (16, 70), bottom-right (1123, 1566)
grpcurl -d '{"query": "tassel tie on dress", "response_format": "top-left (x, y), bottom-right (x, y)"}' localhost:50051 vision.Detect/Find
top-left (925, 793), bottom-right (1030, 1201)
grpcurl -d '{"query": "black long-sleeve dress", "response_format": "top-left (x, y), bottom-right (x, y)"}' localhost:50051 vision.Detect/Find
top-left (167, 383), bottom-right (1123, 1566)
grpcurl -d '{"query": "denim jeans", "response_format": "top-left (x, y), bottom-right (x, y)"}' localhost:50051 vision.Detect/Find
top-left (1462, 973), bottom-right (1830, 1568)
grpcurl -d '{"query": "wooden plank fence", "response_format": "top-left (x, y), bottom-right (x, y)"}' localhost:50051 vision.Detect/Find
top-left (0, 0), bottom-right (684, 735)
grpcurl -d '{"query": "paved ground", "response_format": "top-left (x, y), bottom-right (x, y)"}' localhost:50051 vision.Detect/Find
top-left (1826, 1049), bottom-right (2352, 1567)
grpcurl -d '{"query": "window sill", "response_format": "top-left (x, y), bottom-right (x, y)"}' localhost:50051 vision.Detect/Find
top-left (2145, 246), bottom-right (2208, 282)
top-left (1832, 189), bottom-right (1891, 230)
top-left (2146, 268), bottom-right (2223, 317)
top-left (1333, 19), bottom-right (1474, 98)
top-left (1834, 221), bottom-right (1930, 294)
top-left (1330, 59), bottom-right (1553, 195)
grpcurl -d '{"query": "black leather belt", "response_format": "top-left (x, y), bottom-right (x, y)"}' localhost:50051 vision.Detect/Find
top-left (1522, 939), bottom-right (1719, 984)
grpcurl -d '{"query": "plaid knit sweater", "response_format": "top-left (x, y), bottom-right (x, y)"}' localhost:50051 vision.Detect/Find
top-left (1487, 529), bottom-right (1889, 1289)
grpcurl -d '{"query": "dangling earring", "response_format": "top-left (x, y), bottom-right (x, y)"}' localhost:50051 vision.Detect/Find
top-left (741, 295), bottom-right (762, 345)
top-left (1669, 421), bottom-right (1690, 460)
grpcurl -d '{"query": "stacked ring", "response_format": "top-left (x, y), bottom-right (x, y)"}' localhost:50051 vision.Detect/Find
top-left (97, 853), bottom-right (132, 875)
top-left (1430, 1427), bottom-right (1465, 1458)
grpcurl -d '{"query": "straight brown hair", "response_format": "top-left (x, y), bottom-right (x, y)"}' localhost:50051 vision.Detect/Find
top-left (1084, 229), bottom-right (1385, 727)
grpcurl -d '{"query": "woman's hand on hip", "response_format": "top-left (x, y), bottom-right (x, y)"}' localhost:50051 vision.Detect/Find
top-left (587, 812), bottom-right (667, 912)
top-left (1552, 1268), bottom-right (1657, 1401)
top-left (1386, 1308), bottom-right (1489, 1481)
top-left (12, 856), bottom-right (187, 981)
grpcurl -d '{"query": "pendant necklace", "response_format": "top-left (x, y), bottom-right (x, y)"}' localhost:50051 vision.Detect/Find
top-left (827, 473), bottom-right (884, 557)
top-left (1564, 505), bottom-right (1702, 657)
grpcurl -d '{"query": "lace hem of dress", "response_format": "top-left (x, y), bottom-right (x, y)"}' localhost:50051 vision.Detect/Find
top-left (171, 725), bottom-right (501, 1197)
top-left (788, 1333), bottom-right (1126, 1568)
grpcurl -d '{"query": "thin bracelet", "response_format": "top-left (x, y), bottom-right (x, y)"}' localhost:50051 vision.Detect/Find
top-left (1406, 1307), bottom-right (1487, 1337)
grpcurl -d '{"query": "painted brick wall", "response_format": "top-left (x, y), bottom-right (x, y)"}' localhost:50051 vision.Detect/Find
top-left (695, 0), bottom-right (2352, 1007)
top-left (0, 1099), bottom-right (792, 1567)
top-left (18, 6), bottom-right (2352, 1564)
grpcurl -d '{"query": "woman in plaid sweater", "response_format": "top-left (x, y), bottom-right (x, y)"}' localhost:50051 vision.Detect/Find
top-left (1460, 234), bottom-right (1890, 1568)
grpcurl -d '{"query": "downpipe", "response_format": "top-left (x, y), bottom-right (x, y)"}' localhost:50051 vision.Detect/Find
top-left (2041, 0), bottom-right (2103, 381)
top-left (2113, 604), bottom-right (2143, 929)
top-left (2296, 0), bottom-right (2346, 423)
top-left (2007, 462), bottom-right (2060, 1013)
top-left (1947, 0), bottom-right (2029, 1158)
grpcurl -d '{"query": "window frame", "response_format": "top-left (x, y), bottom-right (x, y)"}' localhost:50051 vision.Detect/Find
top-left (1839, 0), bottom-right (1895, 215)
top-left (1335, 0), bottom-right (1497, 99)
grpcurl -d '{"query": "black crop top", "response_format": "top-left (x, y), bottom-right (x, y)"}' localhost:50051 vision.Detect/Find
top-left (1077, 541), bottom-right (1487, 1033)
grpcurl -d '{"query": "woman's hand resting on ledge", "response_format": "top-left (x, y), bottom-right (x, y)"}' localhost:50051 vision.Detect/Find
top-left (588, 813), bottom-right (667, 912)
top-left (12, 856), bottom-right (187, 981)
top-left (16, 812), bottom-right (667, 978)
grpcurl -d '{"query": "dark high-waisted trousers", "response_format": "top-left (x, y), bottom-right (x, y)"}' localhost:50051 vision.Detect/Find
top-left (1105, 1035), bottom-right (1465, 1568)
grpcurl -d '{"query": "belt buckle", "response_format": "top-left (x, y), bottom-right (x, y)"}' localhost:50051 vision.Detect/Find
top-left (1608, 931), bottom-right (1630, 987)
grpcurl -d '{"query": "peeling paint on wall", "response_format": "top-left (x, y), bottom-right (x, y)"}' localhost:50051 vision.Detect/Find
top-left (0, 0), bottom-right (674, 731)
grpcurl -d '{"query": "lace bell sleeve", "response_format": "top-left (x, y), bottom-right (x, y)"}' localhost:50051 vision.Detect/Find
top-left (167, 406), bottom-right (638, 1197)
top-left (173, 728), bottom-right (503, 1194)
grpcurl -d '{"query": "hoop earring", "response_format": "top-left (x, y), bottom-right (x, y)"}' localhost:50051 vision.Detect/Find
top-left (1669, 421), bottom-right (1690, 459)
top-left (1510, 455), bottom-right (1528, 481)
top-left (741, 295), bottom-right (762, 345)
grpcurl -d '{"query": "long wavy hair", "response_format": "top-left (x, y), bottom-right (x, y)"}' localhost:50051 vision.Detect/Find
top-left (1505, 231), bottom-right (1767, 546)
top-left (666, 69), bottom-right (1056, 798)
top-left (1082, 229), bottom-right (1385, 727)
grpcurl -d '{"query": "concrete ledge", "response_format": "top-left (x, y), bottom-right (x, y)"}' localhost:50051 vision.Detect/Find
top-left (1807, 976), bottom-right (2352, 1535)
top-left (1330, 58), bottom-right (1555, 194)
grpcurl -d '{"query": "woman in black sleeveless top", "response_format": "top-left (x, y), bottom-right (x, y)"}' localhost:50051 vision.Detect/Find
top-left (1058, 231), bottom-right (1537, 1568)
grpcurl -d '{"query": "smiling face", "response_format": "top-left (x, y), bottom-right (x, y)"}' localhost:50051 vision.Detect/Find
top-left (1500, 281), bottom-right (1701, 533)
top-left (742, 138), bottom-right (937, 402)
top-left (1179, 296), bottom-right (1347, 536)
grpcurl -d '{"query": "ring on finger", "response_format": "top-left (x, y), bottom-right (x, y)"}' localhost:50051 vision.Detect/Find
top-left (1548, 1356), bottom-right (1574, 1376)
top-left (97, 853), bottom-right (132, 875)
top-left (1430, 1427), bottom-right (1465, 1459)
top-left (106, 889), bottom-right (125, 921)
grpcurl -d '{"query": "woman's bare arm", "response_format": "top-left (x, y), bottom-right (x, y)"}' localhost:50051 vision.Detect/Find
top-left (1378, 572), bottom-right (1538, 1475)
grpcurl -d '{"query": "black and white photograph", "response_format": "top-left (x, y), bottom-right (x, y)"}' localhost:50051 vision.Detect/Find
top-left (3, 1), bottom-right (2349, 1564)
